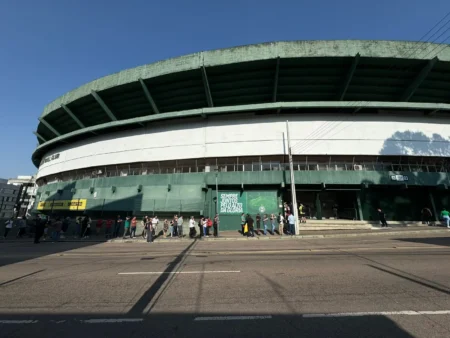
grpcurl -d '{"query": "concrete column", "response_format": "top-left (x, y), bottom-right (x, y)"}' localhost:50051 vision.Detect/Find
top-left (429, 191), bottom-right (439, 222)
top-left (356, 192), bottom-right (364, 221)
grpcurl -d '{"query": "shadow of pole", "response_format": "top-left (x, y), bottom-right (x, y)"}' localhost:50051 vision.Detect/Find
top-left (128, 239), bottom-right (199, 316)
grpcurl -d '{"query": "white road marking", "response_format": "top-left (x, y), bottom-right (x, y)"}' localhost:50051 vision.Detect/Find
top-left (194, 315), bottom-right (272, 321)
top-left (119, 270), bottom-right (241, 275)
top-left (81, 318), bottom-right (143, 323)
top-left (303, 310), bottom-right (450, 318)
top-left (0, 320), bottom-right (38, 324)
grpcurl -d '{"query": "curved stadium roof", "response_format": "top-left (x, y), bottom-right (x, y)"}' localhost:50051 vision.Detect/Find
top-left (33, 40), bottom-right (450, 166)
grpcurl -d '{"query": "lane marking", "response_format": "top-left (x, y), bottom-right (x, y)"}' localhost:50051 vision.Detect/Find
top-left (119, 270), bottom-right (241, 275)
top-left (81, 318), bottom-right (143, 323)
top-left (194, 315), bottom-right (272, 321)
top-left (0, 320), bottom-right (38, 324)
top-left (302, 310), bottom-right (450, 318)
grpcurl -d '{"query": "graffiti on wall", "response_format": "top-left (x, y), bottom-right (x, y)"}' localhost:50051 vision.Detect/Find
top-left (219, 193), bottom-right (244, 214)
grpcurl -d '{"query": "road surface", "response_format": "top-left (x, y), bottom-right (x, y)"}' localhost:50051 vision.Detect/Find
top-left (1, 233), bottom-right (450, 337)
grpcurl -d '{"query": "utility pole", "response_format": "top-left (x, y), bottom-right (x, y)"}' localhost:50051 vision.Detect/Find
top-left (215, 172), bottom-right (219, 236)
top-left (286, 120), bottom-right (299, 235)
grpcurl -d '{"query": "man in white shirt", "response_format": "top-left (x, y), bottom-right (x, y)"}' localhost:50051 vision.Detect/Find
top-left (278, 213), bottom-right (285, 236)
top-left (4, 218), bottom-right (14, 239)
top-left (189, 216), bottom-right (196, 238)
top-left (288, 213), bottom-right (295, 235)
top-left (152, 216), bottom-right (159, 235)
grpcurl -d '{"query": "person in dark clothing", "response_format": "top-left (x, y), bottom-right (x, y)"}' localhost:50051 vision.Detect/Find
top-left (255, 214), bottom-right (261, 235)
top-left (81, 216), bottom-right (91, 238)
top-left (378, 208), bottom-right (388, 227)
top-left (213, 214), bottom-right (219, 237)
top-left (114, 215), bottom-right (123, 238)
top-left (34, 216), bottom-right (45, 244)
top-left (421, 207), bottom-right (433, 225)
top-left (197, 216), bottom-right (204, 238)
top-left (247, 214), bottom-right (255, 237)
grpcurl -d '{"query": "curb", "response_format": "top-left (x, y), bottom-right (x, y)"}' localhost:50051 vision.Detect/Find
top-left (107, 228), bottom-right (450, 243)
top-left (1, 229), bottom-right (448, 244)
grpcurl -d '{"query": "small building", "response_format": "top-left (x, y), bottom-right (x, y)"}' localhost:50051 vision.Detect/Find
top-left (0, 182), bottom-right (20, 219)
top-left (7, 175), bottom-right (37, 218)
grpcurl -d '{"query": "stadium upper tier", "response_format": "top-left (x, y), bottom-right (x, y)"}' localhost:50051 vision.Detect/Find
top-left (33, 40), bottom-right (450, 167)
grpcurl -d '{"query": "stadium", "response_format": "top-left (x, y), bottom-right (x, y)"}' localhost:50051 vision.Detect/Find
top-left (32, 40), bottom-right (450, 229)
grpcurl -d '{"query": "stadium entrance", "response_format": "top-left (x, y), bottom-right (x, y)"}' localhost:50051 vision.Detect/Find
top-left (284, 187), bottom-right (360, 220)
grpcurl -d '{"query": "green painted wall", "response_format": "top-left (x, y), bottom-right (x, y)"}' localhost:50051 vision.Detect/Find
top-left (36, 170), bottom-right (449, 223)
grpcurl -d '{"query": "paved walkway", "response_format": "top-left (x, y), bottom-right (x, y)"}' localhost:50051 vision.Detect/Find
top-left (1, 226), bottom-right (448, 244)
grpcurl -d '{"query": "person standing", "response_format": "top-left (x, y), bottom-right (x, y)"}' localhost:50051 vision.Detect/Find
top-left (43, 216), bottom-right (50, 240)
top-left (130, 216), bottom-right (137, 238)
top-left (263, 214), bottom-right (269, 235)
top-left (123, 216), bottom-right (131, 238)
top-left (421, 207), bottom-right (433, 225)
top-left (34, 215), bottom-right (45, 244)
top-left (163, 219), bottom-right (169, 238)
top-left (141, 216), bottom-right (148, 238)
top-left (172, 215), bottom-right (178, 237)
top-left (288, 212), bottom-right (295, 235)
top-left (332, 204), bottom-right (339, 220)
top-left (206, 217), bottom-right (213, 236)
top-left (247, 214), bottom-right (255, 237)
top-left (203, 217), bottom-right (208, 237)
top-left (96, 218), bottom-right (103, 236)
top-left (441, 208), bottom-right (450, 228)
top-left (213, 214), bottom-right (219, 237)
top-left (255, 213), bottom-right (261, 235)
top-left (169, 219), bottom-right (175, 237)
top-left (378, 208), bottom-right (388, 228)
top-left (152, 216), bottom-right (159, 236)
top-left (80, 216), bottom-right (88, 238)
top-left (74, 216), bottom-right (82, 238)
top-left (278, 213), bottom-right (284, 235)
top-left (61, 216), bottom-right (70, 239)
top-left (177, 215), bottom-right (183, 238)
top-left (189, 216), bottom-right (196, 238)
top-left (4, 218), bottom-right (14, 239)
top-left (52, 217), bottom-right (63, 242)
top-left (105, 219), bottom-right (113, 238)
top-left (240, 213), bottom-right (246, 235)
top-left (299, 204), bottom-right (306, 223)
top-left (270, 213), bottom-right (276, 235)
top-left (197, 217), bottom-right (204, 238)
top-left (16, 217), bottom-right (27, 238)
top-left (114, 215), bottom-right (123, 238)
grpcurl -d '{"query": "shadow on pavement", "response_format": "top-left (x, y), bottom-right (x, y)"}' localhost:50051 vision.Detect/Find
top-left (0, 312), bottom-right (416, 338)
top-left (394, 236), bottom-right (450, 247)
top-left (368, 264), bottom-right (450, 296)
top-left (0, 241), bottom-right (104, 268)
top-left (129, 239), bottom-right (198, 315)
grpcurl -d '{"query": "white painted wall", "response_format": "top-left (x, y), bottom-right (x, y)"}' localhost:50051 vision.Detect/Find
top-left (36, 114), bottom-right (450, 179)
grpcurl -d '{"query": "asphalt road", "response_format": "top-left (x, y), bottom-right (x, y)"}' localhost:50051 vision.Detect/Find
top-left (1, 233), bottom-right (450, 337)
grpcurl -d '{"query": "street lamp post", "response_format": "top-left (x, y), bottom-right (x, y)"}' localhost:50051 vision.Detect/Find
top-left (215, 171), bottom-right (219, 236)
top-left (286, 120), bottom-right (299, 235)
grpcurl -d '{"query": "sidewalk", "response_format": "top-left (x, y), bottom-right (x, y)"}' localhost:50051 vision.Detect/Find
top-left (111, 226), bottom-right (450, 243)
top-left (1, 226), bottom-right (448, 244)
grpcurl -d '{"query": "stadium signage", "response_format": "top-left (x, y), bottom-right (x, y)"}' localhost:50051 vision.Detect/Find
top-left (40, 153), bottom-right (60, 165)
top-left (390, 175), bottom-right (409, 182)
top-left (37, 199), bottom-right (87, 211)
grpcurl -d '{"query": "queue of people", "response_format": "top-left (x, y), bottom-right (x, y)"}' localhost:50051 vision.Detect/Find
top-left (240, 212), bottom-right (294, 237)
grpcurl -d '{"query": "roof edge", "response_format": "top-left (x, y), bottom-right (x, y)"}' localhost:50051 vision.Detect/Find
top-left (41, 40), bottom-right (450, 117)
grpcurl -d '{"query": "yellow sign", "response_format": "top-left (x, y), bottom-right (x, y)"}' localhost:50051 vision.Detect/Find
top-left (37, 199), bottom-right (87, 211)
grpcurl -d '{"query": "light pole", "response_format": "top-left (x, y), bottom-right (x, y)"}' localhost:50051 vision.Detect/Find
top-left (215, 171), bottom-right (219, 236)
top-left (286, 120), bottom-right (299, 235)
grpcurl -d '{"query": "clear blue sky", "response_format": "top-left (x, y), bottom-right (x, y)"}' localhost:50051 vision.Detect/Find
top-left (0, 0), bottom-right (448, 179)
